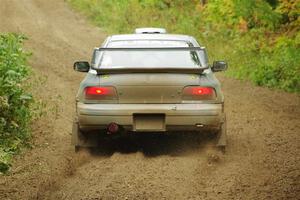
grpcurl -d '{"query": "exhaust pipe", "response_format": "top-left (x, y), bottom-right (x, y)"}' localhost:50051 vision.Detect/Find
top-left (107, 122), bottom-right (119, 134)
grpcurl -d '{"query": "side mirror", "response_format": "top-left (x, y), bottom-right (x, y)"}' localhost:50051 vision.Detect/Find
top-left (73, 61), bottom-right (90, 72)
top-left (211, 61), bottom-right (228, 72)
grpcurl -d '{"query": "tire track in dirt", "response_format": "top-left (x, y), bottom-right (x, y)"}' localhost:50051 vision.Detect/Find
top-left (0, 0), bottom-right (106, 199)
top-left (0, 0), bottom-right (299, 199)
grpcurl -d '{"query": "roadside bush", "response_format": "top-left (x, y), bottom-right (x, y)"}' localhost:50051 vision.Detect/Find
top-left (0, 33), bottom-right (32, 173)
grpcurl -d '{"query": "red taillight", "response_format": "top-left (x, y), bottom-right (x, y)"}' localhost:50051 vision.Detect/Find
top-left (192, 87), bottom-right (214, 95)
top-left (182, 86), bottom-right (216, 100)
top-left (86, 87), bottom-right (109, 95)
top-left (85, 86), bottom-right (117, 100)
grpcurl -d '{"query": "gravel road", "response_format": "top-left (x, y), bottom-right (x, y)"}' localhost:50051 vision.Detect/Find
top-left (0, 0), bottom-right (299, 199)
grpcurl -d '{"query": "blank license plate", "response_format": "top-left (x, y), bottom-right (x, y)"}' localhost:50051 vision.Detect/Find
top-left (133, 114), bottom-right (165, 132)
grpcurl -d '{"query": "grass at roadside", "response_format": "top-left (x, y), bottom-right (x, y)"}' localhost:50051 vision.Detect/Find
top-left (0, 33), bottom-right (35, 173)
top-left (68, 0), bottom-right (300, 93)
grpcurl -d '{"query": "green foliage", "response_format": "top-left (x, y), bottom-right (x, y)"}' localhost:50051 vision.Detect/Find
top-left (68, 0), bottom-right (300, 92)
top-left (0, 33), bottom-right (33, 173)
top-left (225, 31), bottom-right (300, 92)
top-left (67, 0), bottom-right (199, 34)
top-left (277, 0), bottom-right (300, 26)
top-left (259, 36), bottom-right (300, 91)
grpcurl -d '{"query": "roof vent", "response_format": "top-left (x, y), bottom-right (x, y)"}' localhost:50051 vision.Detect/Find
top-left (134, 28), bottom-right (167, 34)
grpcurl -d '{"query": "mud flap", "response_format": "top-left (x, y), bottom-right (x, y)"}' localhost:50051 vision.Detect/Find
top-left (72, 120), bottom-right (97, 148)
top-left (216, 114), bottom-right (227, 148)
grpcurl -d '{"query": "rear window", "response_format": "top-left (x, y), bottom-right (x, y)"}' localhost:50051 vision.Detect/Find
top-left (93, 40), bottom-right (207, 69)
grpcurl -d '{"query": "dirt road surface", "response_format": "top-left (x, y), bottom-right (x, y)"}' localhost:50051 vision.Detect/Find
top-left (0, 0), bottom-right (299, 199)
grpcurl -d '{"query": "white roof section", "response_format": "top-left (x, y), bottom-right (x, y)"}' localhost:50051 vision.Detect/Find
top-left (105, 28), bottom-right (200, 46)
top-left (107, 40), bottom-right (190, 48)
top-left (109, 34), bottom-right (194, 42)
top-left (135, 27), bottom-right (167, 34)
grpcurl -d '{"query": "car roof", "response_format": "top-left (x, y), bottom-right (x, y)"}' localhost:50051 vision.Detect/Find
top-left (108, 34), bottom-right (195, 42)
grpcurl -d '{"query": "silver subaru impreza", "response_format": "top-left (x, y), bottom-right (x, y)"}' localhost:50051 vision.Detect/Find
top-left (72, 28), bottom-right (227, 152)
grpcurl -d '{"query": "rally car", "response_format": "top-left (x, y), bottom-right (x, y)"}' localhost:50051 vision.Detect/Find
top-left (72, 28), bottom-right (227, 151)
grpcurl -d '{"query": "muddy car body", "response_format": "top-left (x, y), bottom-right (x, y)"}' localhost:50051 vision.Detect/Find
top-left (73, 28), bottom-right (227, 151)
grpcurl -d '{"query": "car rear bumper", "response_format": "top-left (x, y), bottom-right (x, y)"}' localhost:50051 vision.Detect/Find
top-left (77, 103), bottom-right (224, 132)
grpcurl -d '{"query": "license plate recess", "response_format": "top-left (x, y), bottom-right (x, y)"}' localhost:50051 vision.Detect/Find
top-left (133, 114), bottom-right (166, 132)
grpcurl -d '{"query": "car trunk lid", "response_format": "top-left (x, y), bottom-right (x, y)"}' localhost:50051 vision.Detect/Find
top-left (99, 73), bottom-right (200, 103)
